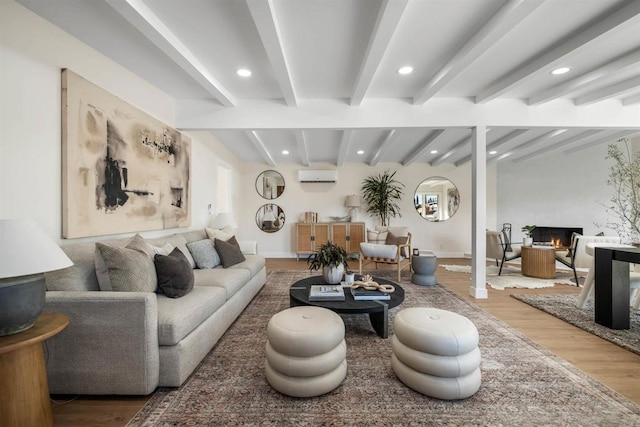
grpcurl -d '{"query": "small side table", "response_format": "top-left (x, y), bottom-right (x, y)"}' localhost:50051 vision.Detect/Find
top-left (412, 251), bottom-right (437, 286)
top-left (521, 246), bottom-right (556, 279)
top-left (0, 312), bottom-right (69, 427)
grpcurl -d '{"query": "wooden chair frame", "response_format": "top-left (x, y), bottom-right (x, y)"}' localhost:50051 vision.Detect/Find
top-left (359, 232), bottom-right (412, 282)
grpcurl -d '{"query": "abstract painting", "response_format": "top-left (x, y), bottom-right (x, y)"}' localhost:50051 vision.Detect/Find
top-left (62, 69), bottom-right (191, 238)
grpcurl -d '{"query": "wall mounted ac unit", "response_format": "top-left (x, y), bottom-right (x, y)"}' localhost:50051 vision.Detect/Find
top-left (298, 169), bottom-right (337, 183)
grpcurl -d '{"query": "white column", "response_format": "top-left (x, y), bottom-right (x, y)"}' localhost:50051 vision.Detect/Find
top-left (471, 126), bottom-right (488, 299)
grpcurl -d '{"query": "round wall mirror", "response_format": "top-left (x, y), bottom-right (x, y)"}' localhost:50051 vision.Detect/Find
top-left (256, 170), bottom-right (285, 200)
top-left (256, 204), bottom-right (285, 233)
top-left (414, 177), bottom-right (460, 222)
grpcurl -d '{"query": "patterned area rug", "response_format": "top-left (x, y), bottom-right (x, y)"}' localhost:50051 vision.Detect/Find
top-left (440, 264), bottom-right (576, 290)
top-left (128, 271), bottom-right (640, 426)
top-left (512, 293), bottom-right (640, 356)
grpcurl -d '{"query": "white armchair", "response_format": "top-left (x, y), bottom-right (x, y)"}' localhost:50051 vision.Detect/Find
top-left (359, 229), bottom-right (412, 282)
top-left (486, 230), bottom-right (522, 275)
top-left (556, 234), bottom-right (621, 285)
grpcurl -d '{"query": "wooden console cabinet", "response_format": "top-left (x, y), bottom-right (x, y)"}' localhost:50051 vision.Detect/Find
top-left (296, 222), bottom-right (365, 260)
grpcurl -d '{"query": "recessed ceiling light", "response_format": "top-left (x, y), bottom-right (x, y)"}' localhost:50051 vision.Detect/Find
top-left (236, 68), bottom-right (252, 77)
top-left (357, 150), bottom-right (365, 155)
top-left (397, 66), bottom-right (413, 75)
top-left (282, 150), bottom-right (289, 155)
top-left (550, 67), bottom-right (570, 75)
top-left (430, 150), bottom-right (438, 154)
top-left (489, 150), bottom-right (497, 155)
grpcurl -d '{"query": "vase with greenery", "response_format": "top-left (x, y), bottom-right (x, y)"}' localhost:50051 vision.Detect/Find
top-left (307, 241), bottom-right (349, 284)
top-left (601, 138), bottom-right (640, 245)
top-left (361, 170), bottom-right (404, 227)
top-left (521, 225), bottom-right (535, 246)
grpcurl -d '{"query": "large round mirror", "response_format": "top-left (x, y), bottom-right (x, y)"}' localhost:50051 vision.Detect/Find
top-left (256, 170), bottom-right (285, 200)
top-left (256, 204), bottom-right (285, 233)
top-left (414, 177), bottom-right (460, 222)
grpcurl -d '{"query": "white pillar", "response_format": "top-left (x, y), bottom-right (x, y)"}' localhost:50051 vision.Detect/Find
top-left (471, 126), bottom-right (488, 299)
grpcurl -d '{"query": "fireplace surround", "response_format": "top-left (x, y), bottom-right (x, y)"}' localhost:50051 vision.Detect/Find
top-left (531, 226), bottom-right (583, 248)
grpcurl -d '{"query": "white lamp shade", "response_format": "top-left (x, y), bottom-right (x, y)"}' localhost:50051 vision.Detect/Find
top-left (209, 212), bottom-right (238, 229)
top-left (0, 219), bottom-right (73, 279)
top-left (345, 195), bottom-right (361, 207)
top-left (262, 209), bottom-right (276, 222)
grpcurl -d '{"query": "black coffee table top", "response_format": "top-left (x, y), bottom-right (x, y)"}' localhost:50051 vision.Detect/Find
top-left (289, 276), bottom-right (404, 314)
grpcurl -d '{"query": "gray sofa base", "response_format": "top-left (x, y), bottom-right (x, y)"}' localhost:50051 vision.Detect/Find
top-left (159, 266), bottom-right (266, 386)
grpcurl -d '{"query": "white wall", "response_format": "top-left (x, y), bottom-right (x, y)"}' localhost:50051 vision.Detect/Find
top-left (497, 137), bottom-right (640, 242)
top-left (236, 161), bottom-right (497, 258)
top-left (0, 1), bottom-right (242, 243)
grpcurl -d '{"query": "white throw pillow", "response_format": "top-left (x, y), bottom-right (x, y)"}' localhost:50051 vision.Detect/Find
top-left (367, 230), bottom-right (388, 245)
top-left (148, 242), bottom-right (174, 256)
top-left (205, 226), bottom-right (234, 242)
top-left (360, 242), bottom-right (398, 259)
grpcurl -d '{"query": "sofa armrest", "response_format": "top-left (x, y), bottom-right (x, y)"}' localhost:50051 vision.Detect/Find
top-left (44, 291), bottom-right (159, 395)
top-left (239, 240), bottom-right (258, 255)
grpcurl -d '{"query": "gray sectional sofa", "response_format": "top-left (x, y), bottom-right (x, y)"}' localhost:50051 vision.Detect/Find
top-left (43, 228), bottom-right (266, 395)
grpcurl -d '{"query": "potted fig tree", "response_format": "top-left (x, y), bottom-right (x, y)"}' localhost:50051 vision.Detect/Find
top-left (307, 241), bottom-right (349, 284)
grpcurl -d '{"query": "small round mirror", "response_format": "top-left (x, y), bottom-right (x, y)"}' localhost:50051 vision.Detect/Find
top-left (256, 204), bottom-right (285, 233)
top-left (414, 177), bottom-right (460, 222)
top-left (256, 170), bottom-right (285, 199)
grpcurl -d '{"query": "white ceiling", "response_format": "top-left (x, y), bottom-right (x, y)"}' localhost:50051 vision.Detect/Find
top-left (17, 0), bottom-right (640, 166)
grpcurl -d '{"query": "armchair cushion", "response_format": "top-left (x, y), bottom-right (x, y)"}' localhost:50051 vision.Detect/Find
top-left (386, 232), bottom-right (409, 258)
top-left (367, 230), bottom-right (388, 244)
top-left (360, 242), bottom-right (398, 259)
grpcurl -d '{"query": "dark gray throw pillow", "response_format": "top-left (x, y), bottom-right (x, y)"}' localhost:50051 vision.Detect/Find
top-left (154, 247), bottom-right (194, 298)
top-left (214, 236), bottom-right (246, 268)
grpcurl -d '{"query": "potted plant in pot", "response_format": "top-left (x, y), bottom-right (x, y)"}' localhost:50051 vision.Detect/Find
top-left (308, 241), bottom-right (349, 284)
top-left (361, 170), bottom-right (404, 226)
top-left (307, 242), bottom-right (349, 285)
top-left (521, 225), bottom-right (536, 247)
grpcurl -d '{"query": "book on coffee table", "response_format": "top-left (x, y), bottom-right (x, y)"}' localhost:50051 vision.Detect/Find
top-left (350, 287), bottom-right (391, 301)
top-left (309, 285), bottom-right (345, 301)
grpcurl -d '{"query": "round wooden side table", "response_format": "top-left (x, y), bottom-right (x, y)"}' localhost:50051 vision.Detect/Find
top-left (521, 246), bottom-right (556, 279)
top-left (0, 312), bottom-right (69, 427)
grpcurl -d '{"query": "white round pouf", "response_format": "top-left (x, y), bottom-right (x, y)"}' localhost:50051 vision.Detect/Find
top-left (391, 307), bottom-right (481, 400)
top-left (394, 307), bottom-right (479, 356)
top-left (265, 306), bottom-right (347, 397)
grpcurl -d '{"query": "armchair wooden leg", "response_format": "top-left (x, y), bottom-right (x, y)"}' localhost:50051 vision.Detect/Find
top-left (359, 256), bottom-right (363, 276)
top-left (397, 264), bottom-right (401, 282)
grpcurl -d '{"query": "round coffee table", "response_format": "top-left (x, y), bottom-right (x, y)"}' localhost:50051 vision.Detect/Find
top-left (289, 276), bottom-right (404, 338)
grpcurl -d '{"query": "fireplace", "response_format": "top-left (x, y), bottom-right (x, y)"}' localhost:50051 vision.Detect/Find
top-left (531, 226), bottom-right (583, 248)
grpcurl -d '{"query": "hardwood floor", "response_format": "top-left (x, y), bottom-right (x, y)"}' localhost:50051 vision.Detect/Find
top-left (51, 258), bottom-right (640, 426)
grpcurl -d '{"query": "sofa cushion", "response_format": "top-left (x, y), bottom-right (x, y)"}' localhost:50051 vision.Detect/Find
top-left (229, 254), bottom-right (266, 276)
top-left (214, 236), bottom-right (246, 268)
top-left (45, 242), bottom-right (101, 291)
top-left (95, 235), bottom-right (157, 292)
top-left (154, 247), bottom-right (194, 298)
top-left (186, 239), bottom-right (221, 269)
top-left (179, 229), bottom-right (208, 244)
top-left (156, 286), bottom-right (227, 346)
top-left (192, 268), bottom-right (251, 300)
top-left (360, 242), bottom-right (398, 259)
top-left (145, 234), bottom-right (196, 269)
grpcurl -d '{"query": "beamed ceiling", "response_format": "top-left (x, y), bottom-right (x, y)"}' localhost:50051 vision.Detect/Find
top-left (17, 0), bottom-right (640, 166)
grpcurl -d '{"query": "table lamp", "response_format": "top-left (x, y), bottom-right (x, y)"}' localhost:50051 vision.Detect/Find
top-left (0, 219), bottom-right (73, 336)
top-left (345, 195), bottom-right (361, 222)
top-left (209, 212), bottom-right (238, 230)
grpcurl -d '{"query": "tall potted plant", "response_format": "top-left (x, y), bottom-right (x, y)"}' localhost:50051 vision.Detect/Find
top-left (602, 138), bottom-right (640, 246)
top-left (307, 242), bottom-right (349, 284)
top-left (361, 170), bottom-right (405, 226)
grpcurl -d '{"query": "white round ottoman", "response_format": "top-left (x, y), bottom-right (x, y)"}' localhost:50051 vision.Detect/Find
top-left (391, 307), bottom-right (481, 400)
top-left (265, 306), bottom-right (347, 397)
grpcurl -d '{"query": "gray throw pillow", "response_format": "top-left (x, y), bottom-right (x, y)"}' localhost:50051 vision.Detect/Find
top-left (214, 236), bottom-right (246, 268)
top-left (386, 232), bottom-right (409, 258)
top-left (186, 239), bottom-right (221, 269)
top-left (95, 234), bottom-right (157, 292)
top-left (154, 247), bottom-right (194, 298)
